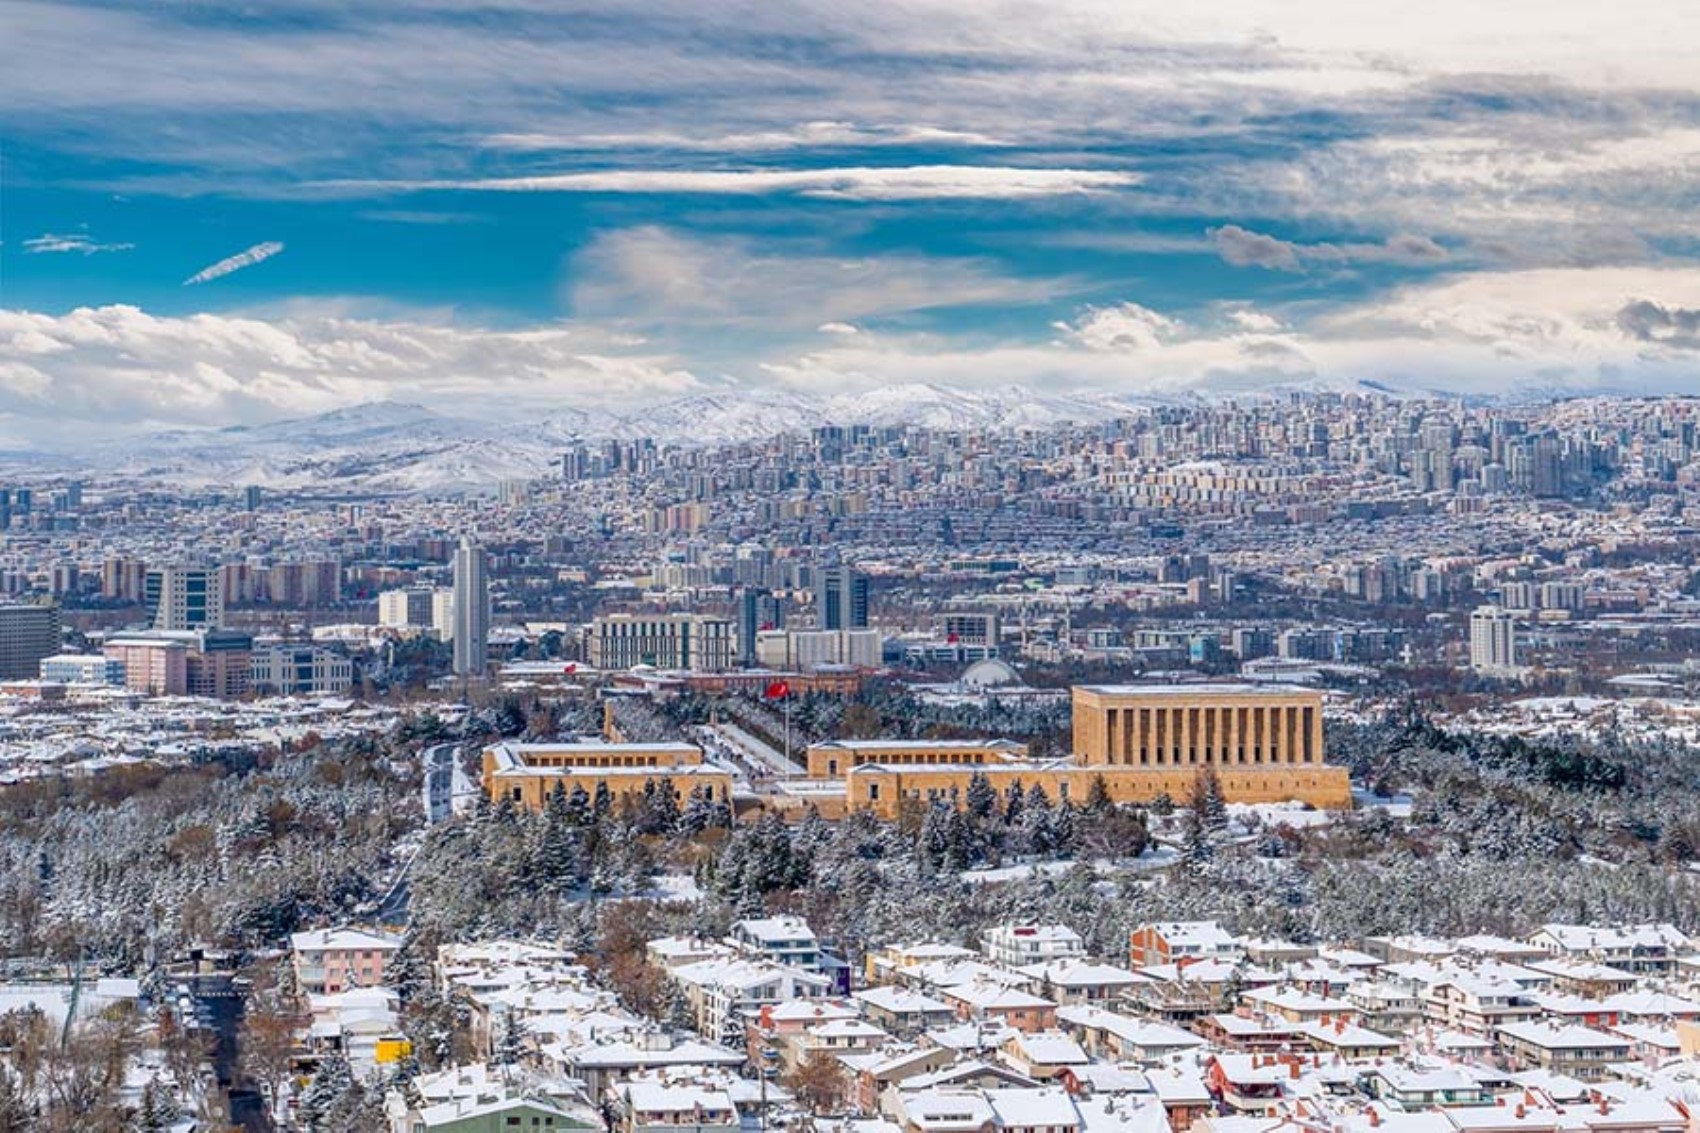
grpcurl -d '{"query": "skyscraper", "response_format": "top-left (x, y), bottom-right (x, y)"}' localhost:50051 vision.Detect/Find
top-left (0, 603), bottom-right (62, 680)
top-left (452, 537), bottom-right (490, 677)
top-left (817, 567), bottom-right (869, 630)
top-left (1469, 605), bottom-right (1517, 672)
top-left (737, 587), bottom-right (784, 666)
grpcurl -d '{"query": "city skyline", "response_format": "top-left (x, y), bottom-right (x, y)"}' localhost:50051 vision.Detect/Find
top-left (2, 2), bottom-right (1700, 445)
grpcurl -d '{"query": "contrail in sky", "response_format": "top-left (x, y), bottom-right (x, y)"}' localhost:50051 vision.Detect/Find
top-left (183, 241), bottom-right (285, 285)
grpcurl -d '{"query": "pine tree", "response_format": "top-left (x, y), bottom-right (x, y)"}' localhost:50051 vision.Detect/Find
top-left (565, 783), bottom-right (593, 825)
top-left (593, 781), bottom-right (613, 822)
top-left (679, 786), bottom-right (712, 837)
top-left (1085, 774), bottom-right (1114, 814)
top-left (545, 781), bottom-right (569, 820)
top-left (1022, 784), bottom-right (1053, 856)
top-left (945, 809), bottom-right (974, 872)
top-left (919, 802), bottom-right (953, 873)
top-left (129, 1078), bottom-right (178, 1133)
top-left (1003, 780), bottom-right (1025, 826)
top-left (708, 796), bottom-right (734, 829)
top-left (1049, 801), bottom-right (1079, 859)
top-left (1181, 808), bottom-right (1214, 876)
top-left (495, 1010), bottom-right (530, 1066)
top-left (297, 1054), bottom-right (355, 1133)
top-left (1194, 767), bottom-right (1228, 831)
top-left (966, 772), bottom-right (998, 821)
top-left (648, 777), bottom-right (681, 834)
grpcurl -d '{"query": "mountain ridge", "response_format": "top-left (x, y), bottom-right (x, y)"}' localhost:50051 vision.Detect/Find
top-left (2, 380), bottom-right (1414, 490)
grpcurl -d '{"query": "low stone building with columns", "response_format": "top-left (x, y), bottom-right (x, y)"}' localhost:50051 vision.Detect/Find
top-left (841, 683), bottom-right (1350, 819)
top-left (483, 683), bottom-right (1351, 820)
top-left (1072, 684), bottom-right (1325, 769)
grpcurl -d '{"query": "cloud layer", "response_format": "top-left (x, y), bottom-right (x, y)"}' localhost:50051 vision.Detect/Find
top-left (5, 0), bottom-right (1700, 418)
top-left (7, 262), bottom-right (1700, 442)
top-left (0, 304), bottom-right (695, 436)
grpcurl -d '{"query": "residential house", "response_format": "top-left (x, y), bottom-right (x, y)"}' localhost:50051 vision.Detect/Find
top-left (1017, 959), bottom-right (1146, 1006)
top-left (1129, 922), bottom-right (1243, 969)
top-left (996, 1030), bottom-right (1089, 1081)
top-left (729, 916), bottom-right (822, 971)
top-left (856, 986), bottom-right (958, 1036)
top-left (290, 926), bottom-right (403, 996)
top-left (1054, 1005), bottom-right (1205, 1063)
top-left (984, 925), bottom-right (1086, 969)
top-left (1495, 1022), bottom-right (1633, 1081)
top-left (940, 980), bottom-right (1058, 1034)
top-left (618, 1082), bottom-right (738, 1133)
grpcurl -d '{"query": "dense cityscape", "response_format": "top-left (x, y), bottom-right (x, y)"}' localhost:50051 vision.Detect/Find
top-left (0, 395), bottom-right (1689, 1128)
top-left (8, 0), bottom-right (1700, 1127)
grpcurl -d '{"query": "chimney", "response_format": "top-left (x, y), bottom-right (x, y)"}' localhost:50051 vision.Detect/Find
top-left (1368, 1109), bottom-right (1381, 1128)
top-left (1515, 1105), bottom-right (1526, 1119)
top-left (1290, 1061), bottom-right (1301, 1080)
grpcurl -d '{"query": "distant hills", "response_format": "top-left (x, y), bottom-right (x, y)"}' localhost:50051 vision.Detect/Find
top-left (8, 379), bottom-right (1414, 491)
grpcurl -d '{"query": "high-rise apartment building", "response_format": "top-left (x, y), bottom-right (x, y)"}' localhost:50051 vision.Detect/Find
top-left (737, 588), bottom-right (784, 666)
top-left (0, 603), bottom-right (62, 680)
top-left (1470, 606), bottom-right (1517, 672)
top-left (377, 586), bottom-right (445, 630)
top-left (451, 537), bottom-right (490, 676)
top-left (432, 590), bottom-right (457, 643)
top-left (817, 566), bottom-right (869, 630)
top-left (145, 567), bottom-right (222, 631)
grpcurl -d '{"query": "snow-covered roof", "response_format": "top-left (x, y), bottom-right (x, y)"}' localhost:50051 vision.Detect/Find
top-left (289, 926), bottom-right (402, 953)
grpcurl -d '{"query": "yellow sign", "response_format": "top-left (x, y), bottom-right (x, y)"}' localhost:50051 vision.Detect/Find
top-left (375, 1037), bottom-right (413, 1064)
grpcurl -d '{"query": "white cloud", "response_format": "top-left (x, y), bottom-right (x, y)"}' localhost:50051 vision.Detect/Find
top-left (7, 265), bottom-right (1700, 441)
top-left (374, 165), bottom-right (1138, 201)
top-left (0, 304), bottom-right (696, 432)
top-left (1058, 303), bottom-right (1183, 352)
top-left (570, 226), bottom-right (1067, 325)
top-left (183, 241), bottom-right (285, 285)
top-left (1209, 225), bottom-right (1449, 272)
top-left (1227, 308), bottom-right (1285, 333)
top-left (23, 232), bottom-right (134, 255)
top-left (483, 121), bottom-right (1009, 153)
top-left (765, 266), bottom-right (1700, 397)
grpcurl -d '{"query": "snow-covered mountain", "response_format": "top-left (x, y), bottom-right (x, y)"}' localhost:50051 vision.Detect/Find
top-left (21, 379), bottom-right (1404, 491)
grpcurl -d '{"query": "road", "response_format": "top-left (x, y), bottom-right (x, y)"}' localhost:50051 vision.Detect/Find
top-left (699, 722), bottom-right (798, 780)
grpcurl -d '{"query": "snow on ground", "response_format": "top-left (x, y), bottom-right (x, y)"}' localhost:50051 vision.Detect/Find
top-left (959, 854), bottom-right (1163, 885)
top-left (1351, 789), bottom-right (1414, 818)
top-left (646, 874), bottom-right (706, 902)
top-left (1228, 801), bottom-right (1337, 829)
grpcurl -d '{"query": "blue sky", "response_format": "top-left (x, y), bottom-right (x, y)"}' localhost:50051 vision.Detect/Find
top-left (3, 0), bottom-right (1700, 434)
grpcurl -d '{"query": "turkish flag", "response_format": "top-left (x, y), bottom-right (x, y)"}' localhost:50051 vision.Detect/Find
top-left (947, 632), bottom-right (960, 644)
top-left (563, 662), bottom-right (577, 675)
top-left (764, 680), bottom-right (790, 700)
